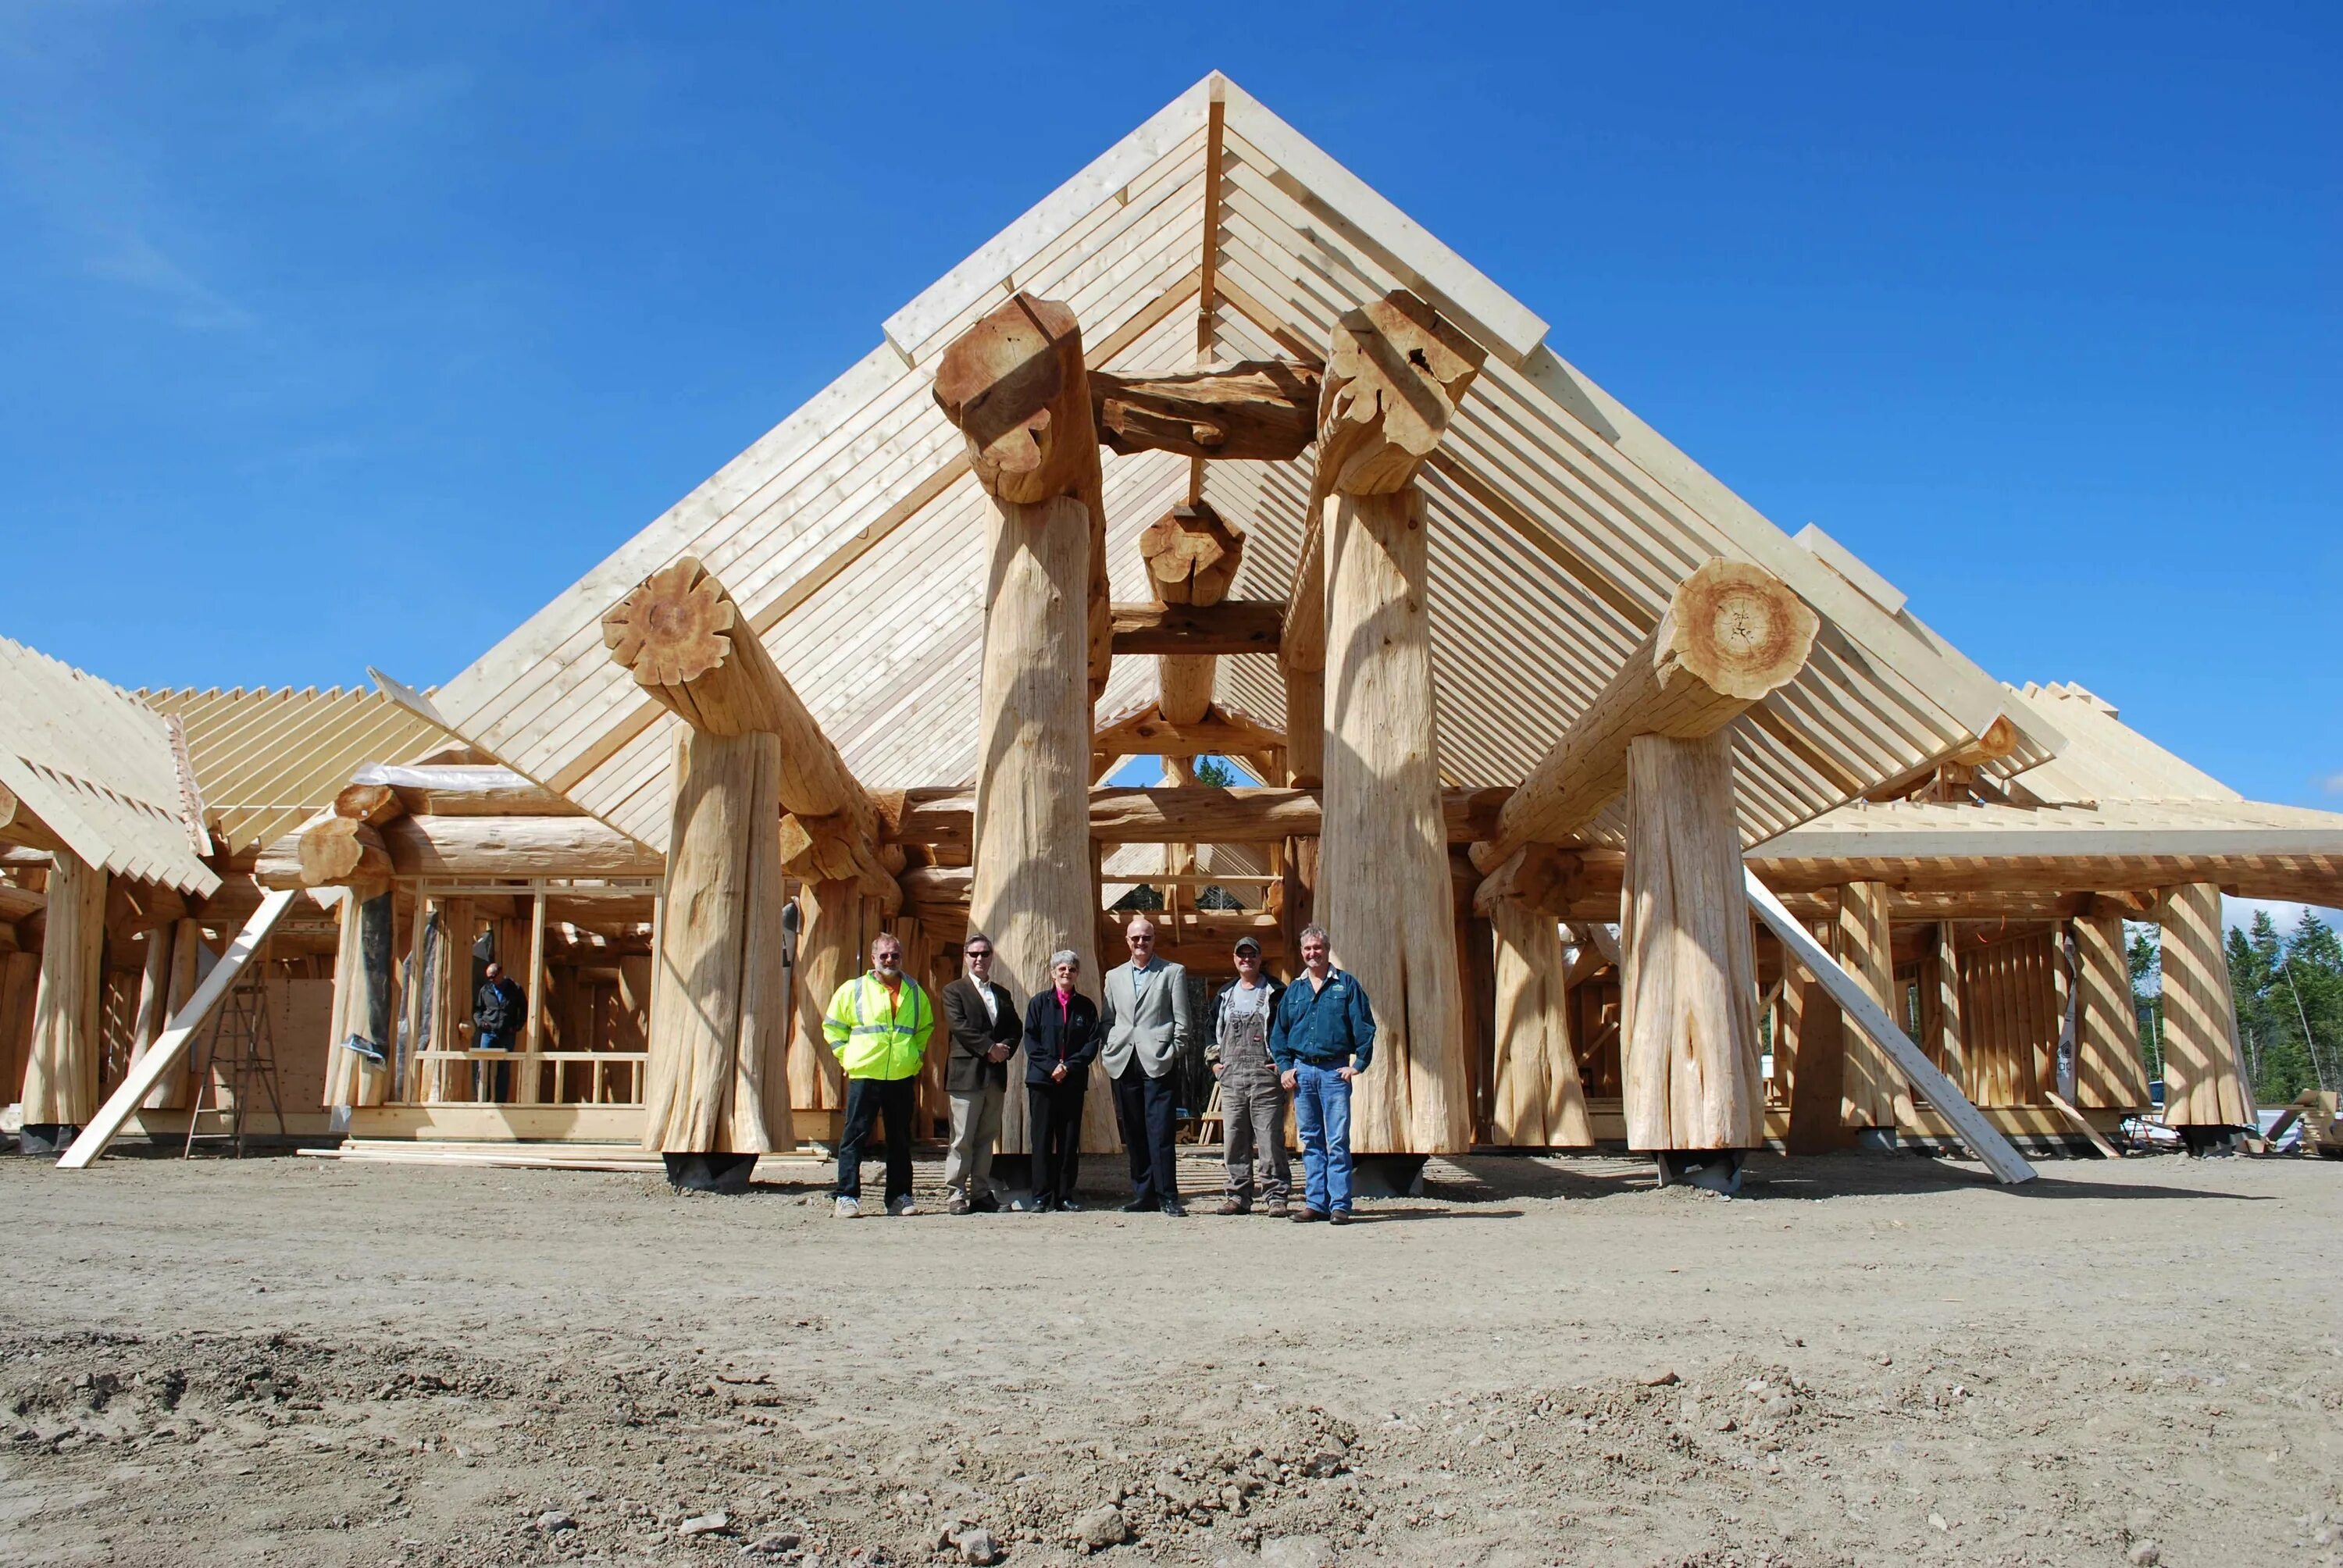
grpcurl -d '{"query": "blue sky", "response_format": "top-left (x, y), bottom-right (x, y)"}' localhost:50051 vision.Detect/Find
top-left (2, 3), bottom-right (2334, 823)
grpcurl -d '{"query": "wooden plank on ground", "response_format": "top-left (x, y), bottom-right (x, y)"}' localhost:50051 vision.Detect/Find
top-left (59, 889), bottom-right (299, 1170)
top-left (1746, 870), bottom-right (2035, 1185)
top-left (2044, 1089), bottom-right (2125, 1160)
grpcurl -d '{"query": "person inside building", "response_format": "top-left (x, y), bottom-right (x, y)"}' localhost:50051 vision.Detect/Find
top-left (822, 932), bottom-right (934, 1219)
top-left (1268, 923), bottom-right (1375, 1225)
top-left (1020, 949), bottom-right (1098, 1213)
top-left (1207, 935), bottom-right (1289, 1217)
top-left (472, 960), bottom-right (527, 1103)
top-left (939, 930), bottom-right (1019, 1215)
top-left (1101, 913), bottom-right (1193, 1217)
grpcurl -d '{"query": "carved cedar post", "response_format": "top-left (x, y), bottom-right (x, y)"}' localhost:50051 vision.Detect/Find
top-left (1835, 881), bottom-right (1908, 1143)
top-left (20, 848), bottom-right (106, 1143)
top-left (1315, 290), bottom-right (1487, 1154)
top-left (1485, 895), bottom-right (1593, 1147)
top-left (1139, 501), bottom-right (1246, 725)
top-left (603, 561), bottom-right (809, 1175)
top-left (934, 293), bottom-right (1111, 1154)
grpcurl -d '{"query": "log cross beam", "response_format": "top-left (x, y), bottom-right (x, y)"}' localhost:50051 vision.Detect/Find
top-left (1471, 557), bottom-right (1821, 889)
top-left (602, 558), bottom-right (897, 902)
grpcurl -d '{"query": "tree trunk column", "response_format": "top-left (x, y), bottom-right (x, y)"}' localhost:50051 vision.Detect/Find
top-left (22, 848), bottom-right (106, 1139)
top-left (787, 877), bottom-right (858, 1140)
top-left (1310, 293), bottom-right (1487, 1156)
top-left (2156, 882), bottom-right (2253, 1131)
top-left (2073, 905), bottom-right (2150, 1109)
top-left (934, 294), bottom-right (1111, 1157)
top-left (1619, 732), bottom-right (1763, 1155)
top-left (1486, 895), bottom-right (1592, 1148)
top-left (1835, 881), bottom-right (1907, 1143)
top-left (323, 889), bottom-right (397, 1111)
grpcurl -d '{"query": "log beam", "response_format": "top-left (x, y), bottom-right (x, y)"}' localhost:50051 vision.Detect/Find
top-left (1619, 732), bottom-right (1763, 1152)
top-left (1475, 558), bottom-right (1819, 873)
top-left (888, 785), bottom-right (1510, 860)
top-left (1108, 600), bottom-right (1284, 656)
top-left (1090, 361), bottom-right (1320, 461)
top-left (1093, 701), bottom-right (1282, 760)
top-left (259, 813), bottom-right (665, 888)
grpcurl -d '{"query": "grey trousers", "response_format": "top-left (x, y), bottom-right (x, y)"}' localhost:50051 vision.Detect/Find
top-left (1221, 1071), bottom-right (1290, 1203)
top-left (943, 1085), bottom-right (1005, 1203)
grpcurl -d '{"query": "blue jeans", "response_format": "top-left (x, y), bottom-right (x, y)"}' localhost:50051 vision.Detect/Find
top-left (1292, 1063), bottom-right (1353, 1214)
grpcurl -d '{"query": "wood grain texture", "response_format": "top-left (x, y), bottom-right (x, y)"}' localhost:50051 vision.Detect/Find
top-left (1320, 486), bottom-right (1468, 1154)
top-left (2156, 881), bottom-right (2253, 1126)
top-left (2072, 909), bottom-right (2150, 1109)
top-left (1618, 732), bottom-right (1762, 1150)
top-left (1486, 896), bottom-right (1592, 1147)
top-left (1093, 362), bottom-right (1318, 461)
top-left (965, 494), bottom-right (1111, 1154)
top-left (1109, 600), bottom-right (1283, 656)
top-left (640, 729), bottom-right (784, 1153)
top-left (21, 848), bottom-right (105, 1124)
top-left (786, 878), bottom-right (855, 1120)
top-left (1479, 558), bottom-right (1819, 866)
top-left (890, 786), bottom-right (1509, 860)
top-left (1833, 882), bottom-right (1908, 1130)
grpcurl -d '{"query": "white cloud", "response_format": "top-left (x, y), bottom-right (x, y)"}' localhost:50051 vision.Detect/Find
top-left (2223, 896), bottom-right (2343, 936)
top-left (2323, 772), bottom-right (2343, 796)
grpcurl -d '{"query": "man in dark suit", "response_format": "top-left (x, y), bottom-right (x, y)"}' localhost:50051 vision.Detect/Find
top-left (940, 931), bottom-right (1020, 1215)
top-left (1101, 914), bottom-right (1193, 1216)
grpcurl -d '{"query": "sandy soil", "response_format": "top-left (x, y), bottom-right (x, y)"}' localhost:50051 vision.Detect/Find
top-left (3, 1145), bottom-right (2341, 1568)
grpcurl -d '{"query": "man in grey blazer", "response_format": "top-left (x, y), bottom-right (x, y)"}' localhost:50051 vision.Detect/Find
top-left (1100, 913), bottom-right (1193, 1216)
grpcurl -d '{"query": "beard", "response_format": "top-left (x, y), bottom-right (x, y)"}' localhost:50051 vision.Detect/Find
top-left (875, 960), bottom-right (902, 979)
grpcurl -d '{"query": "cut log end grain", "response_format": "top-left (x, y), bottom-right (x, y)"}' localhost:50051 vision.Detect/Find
top-left (1318, 291), bottom-right (1488, 497)
top-left (330, 782), bottom-right (405, 827)
top-left (1139, 501), bottom-right (1246, 607)
top-left (932, 293), bottom-right (1090, 504)
top-left (296, 817), bottom-right (390, 888)
top-left (601, 558), bottom-right (738, 690)
top-left (1658, 559), bottom-right (1821, 702)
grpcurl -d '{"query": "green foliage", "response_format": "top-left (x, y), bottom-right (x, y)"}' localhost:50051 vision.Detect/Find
top-left (2221, 909), bottom-right (2341, 1103)
top-left (2126, 922), bottom-right (2165, 1081)
top-left (1191, 754), bottom-right (1236, 788)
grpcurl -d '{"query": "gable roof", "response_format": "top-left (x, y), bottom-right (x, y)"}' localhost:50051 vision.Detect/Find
top-left (423, 71), bottom-right (2056, 856)
top-left (138, 685), bottom-right (452, 856)
top-left (1749, 680), bottom-right (2343, 905)
top-left (0, 637), bottom-right (218, 896)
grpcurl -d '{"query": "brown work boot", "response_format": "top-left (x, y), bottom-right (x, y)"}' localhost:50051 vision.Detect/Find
top-left (1215, 1196), bottom-right (1250, 1216)
top-left (1261, 1199), bottom-right (1290, 1218)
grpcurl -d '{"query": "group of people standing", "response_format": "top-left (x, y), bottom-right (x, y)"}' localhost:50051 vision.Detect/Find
top-left (818, 914), bottom-right (1376, 1224)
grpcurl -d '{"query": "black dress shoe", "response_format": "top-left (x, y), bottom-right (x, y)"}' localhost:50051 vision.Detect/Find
top-left (1121, 1196), bottom-right (1157, 1213)
top-left (1057, 1198), bottom-right (1084, 1213)
top-left (1161, 1200), bottom-right (1186, 1217)
top-left (972, 1193), bottom-right (1001, 1213)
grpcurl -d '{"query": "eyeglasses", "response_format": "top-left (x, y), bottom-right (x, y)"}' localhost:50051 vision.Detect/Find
top-left (965, 949), bottom-right (990, 959)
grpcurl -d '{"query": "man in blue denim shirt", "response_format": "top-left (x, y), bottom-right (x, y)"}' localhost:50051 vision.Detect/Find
top-left (1268, 924), bottom-right (1375, 1224)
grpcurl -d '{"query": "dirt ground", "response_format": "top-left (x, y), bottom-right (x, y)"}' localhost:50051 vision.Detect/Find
top-left (3, 1145), bottom-right (2341, 1568)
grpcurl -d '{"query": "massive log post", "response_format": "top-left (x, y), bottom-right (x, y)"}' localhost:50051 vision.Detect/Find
top-left (934, 293), bottom-right (1109, 1154)
top-left (1474, 558), bottom-right (1820, 875)
top-left (1485, 895), bottom-right (1592, 1147)
top-left (1141, 501), bottom-right (1246, 725)
top-left (602, 560), bottom-right (849, 1164)
top-left (2073, 905), bottom-right (2151, 1109)
top-left (1778, 921), bottom-right (1847, 1154)
top-left (321, 889), bottom-right (397, 1110)
top-left (1316, 290), bottom-right (1487, 1155)
top-left (1619, 732), bottom-right (1764, 1155)
top-left (1834, 882), bottom-right (1908, 1140)
top-left (2156, 882), bottom-right (2254, 1131)
top-left (786, 877), bottom-right (857, 1134)
top-left (20, 849), bottom-right (106, 1139)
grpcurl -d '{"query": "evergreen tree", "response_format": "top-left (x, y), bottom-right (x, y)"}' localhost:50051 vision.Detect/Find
top-left (2127, 922), bottom-right (2164, 1082)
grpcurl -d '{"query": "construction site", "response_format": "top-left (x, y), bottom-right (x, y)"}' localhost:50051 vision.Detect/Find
top-left (5, 69), bottom-right (2341, 1568)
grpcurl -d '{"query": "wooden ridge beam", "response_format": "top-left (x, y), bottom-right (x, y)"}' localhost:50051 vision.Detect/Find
top-left (889, 786), bottom-right (1510, 861)
top-left (1090, 361), bottom-right (1319, 461)
top-left (1109, 600), bottom-right (1284, 656)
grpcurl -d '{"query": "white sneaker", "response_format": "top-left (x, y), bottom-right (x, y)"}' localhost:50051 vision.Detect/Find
top-left (886, 1196), bottom-right (916, 1217)
top-left (833, 1196), bottom-right (861, 1219)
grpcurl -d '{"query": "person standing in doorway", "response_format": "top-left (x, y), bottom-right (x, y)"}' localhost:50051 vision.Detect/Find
top-left (1207, 935), bottom-right (1289, 1216)
top-left (822, 934), bottom-right (934, 1218)
top-left (472, 960), bottom-right (527, 1103)
top-left (1268, 924), bottom-right (1375, 1225)
top-left (1100, 914), bottom-right (1192, 1217)
top-left (940, 932), bottom-right (1018, 1215)
top-left (1021, 949), bottom-right (1099, 1212)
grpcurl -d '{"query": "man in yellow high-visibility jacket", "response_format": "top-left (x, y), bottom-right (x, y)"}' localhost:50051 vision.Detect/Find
top-left (823, 932), bottom-right (935, 1218)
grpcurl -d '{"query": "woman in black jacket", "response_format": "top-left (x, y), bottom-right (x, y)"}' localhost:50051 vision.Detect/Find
top-left (1022, 949), bottom-right (1100, 1212)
